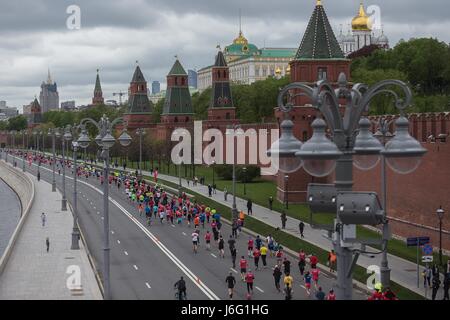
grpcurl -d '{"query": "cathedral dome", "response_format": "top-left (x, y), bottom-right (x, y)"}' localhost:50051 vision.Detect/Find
top-left (352, 3), bottom-right (372, 31)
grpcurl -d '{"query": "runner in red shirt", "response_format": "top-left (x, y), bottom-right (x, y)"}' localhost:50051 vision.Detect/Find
top-left (247, 237), bottom-right (254, 257)
top-left (309, 254), bottom-right (318, 269)
top-left (239, 256), bottom-right (247, 281)
top-left (253, 248), bottom-right (261, 270)
top-left (204, 231), bottom-right (212, 251)
top-left (311, 267), bottom-right (320, 289)
top-left (245, 270), bottom-right (255, 295)
top-left (326, 289), bottom-right (336, 300)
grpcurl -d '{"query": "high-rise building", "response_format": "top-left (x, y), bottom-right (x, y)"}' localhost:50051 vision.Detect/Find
top-left (188, 70), bottom-right (198, 89)
top-left (0, 101), bottom-right (18, 120)
top-left (151, 81), bottom-right (161, 95)
top-left (39, 69), bottom-right (59, 113)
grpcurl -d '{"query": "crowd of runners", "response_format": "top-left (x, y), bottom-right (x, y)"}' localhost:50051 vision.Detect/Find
top-left (5, 149), bottom-right (404, 300)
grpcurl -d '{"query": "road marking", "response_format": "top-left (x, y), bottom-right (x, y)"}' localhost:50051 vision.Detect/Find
top-left (23, 161), bottom-right (220, 300)
top-left (182, 232), bottom-right (187, 236)
top-left (97, 212), bottom-right (100, 215)
top-left (101, 217), bottom-right (104, 220)
top-left (145, 282), bottom-right (151, 289)
top-left (93, 206), bottom-right (96, 210)
top-left (124, 251), bottom-right (128, 256)
top-left (211, 253), bottom-right (217, 258)
top-left (171, 224), bottom-right (175, 228)
top-left (133, 265), bottom-right (138, 270)
top-left (255, 286), bottom-right (264, 293)
top-left (111, 230), bottom-right (115, 234)
top-left (117, 240), bottom-right (121, 244)
top-left (230, 268), bottom-right (238, 274)
top-left (301, 285), bottom-right (306, 289)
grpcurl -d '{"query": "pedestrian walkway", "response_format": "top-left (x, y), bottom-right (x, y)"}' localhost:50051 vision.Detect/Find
top-left (147, 170), bottom-right (442, 299)
top-left (0, 168), bottom-right (102, 300)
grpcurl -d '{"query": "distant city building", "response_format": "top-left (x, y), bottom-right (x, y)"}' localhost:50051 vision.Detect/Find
top-left (61, 101), bottom-right (76, 111)
top-left (149, 90), bottom-right (166, 104)
top-left (337, 2), bottom-right (389, 56)
top-left (0, 101), bottom-right (18, 120)
top-left (27, 98), bottom-right (42, 128)
top-left (198, 21), bottom-right (296, 90)
top-left (105, 100), bottom-right (118, 107)
top-left (188, 70), bottom-right (198, 89)
top-left (151, 81), bottom-right (161, 95)
top-left (40, 69), bottom-right (59, 113)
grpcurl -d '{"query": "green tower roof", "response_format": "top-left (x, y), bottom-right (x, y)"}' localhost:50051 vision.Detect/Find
top-left (94, 71), bottom-right (102, 93)
top-left (295, 2), bottom-right (345, 60)
top-left (132, 65), bottom-right (146, 83)
top-left (168, 59), bottom-right (187, 76)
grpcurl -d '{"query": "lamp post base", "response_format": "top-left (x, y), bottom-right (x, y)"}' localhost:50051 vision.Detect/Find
top-left (71, 228), bottom-right (80, 250)
top-left (231, 207), bottom-right (238, 223)
top-left (61, 199), bottom-right (67, 211)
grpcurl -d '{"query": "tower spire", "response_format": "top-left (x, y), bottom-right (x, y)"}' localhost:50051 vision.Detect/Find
top-left (239, 8), bottom-right (242, 34)
top-left (47, 68), bottom-right (52, 84)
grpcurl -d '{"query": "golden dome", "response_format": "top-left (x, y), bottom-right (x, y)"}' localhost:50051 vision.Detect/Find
top-left (286, 64), bottom-right (291, 74)
top-left (352, 2), bottom-right (372, 31)
top-left (233, 31), bottom-right (248, 45)
top-left (275, 67), bottom-right (282, 75)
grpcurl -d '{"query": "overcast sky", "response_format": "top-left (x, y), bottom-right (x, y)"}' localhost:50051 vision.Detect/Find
top-left (1, 0), bottom-right (449, 111)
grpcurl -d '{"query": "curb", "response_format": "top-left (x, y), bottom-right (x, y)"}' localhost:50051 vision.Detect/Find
top-left (0, 160), bottom-right (35, 276)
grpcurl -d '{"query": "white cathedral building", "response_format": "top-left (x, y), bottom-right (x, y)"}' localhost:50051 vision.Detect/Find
top-left (337, 2), bottom-right (389, 56)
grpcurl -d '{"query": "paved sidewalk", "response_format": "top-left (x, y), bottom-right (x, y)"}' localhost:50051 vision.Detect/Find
top-left (149, 170), bottom-right (442, 299)
top-left (0, 169), bottom-right (102, 300)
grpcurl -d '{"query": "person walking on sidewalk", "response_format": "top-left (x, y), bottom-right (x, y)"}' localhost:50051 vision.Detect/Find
top-left (247, 199), bottom-right (253, 215)
top-left (281, 211), bottom-right (287, 229)
top-left (299, 221), bottom-right (305, 238)
top-left (443, 273), bottom-right (450, 300)
top-left (45, 237), bottom-right (50, 253)
top-left (268, 196), bottom-right (273, 211)
top-left (432, 275), bottom-right (441, 300)
top-left (208, 184), bottom-right (212, 197)
top-left (41, 212), bottom-right (46, 227)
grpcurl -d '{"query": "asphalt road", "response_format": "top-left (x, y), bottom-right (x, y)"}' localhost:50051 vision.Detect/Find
top-left (14, 155), bottom-right (367, 300)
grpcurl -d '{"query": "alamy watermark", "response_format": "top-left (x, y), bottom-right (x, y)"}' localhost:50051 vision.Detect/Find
top-left (366, 265), bottom-right (381, 290)
top-left (66, 5), bottom-right (81, 30)
top-left (367, 5), bottom-right (382, 31)
top-left (66, 265), bottom-right (82, 290)
top-left (170, 121), bottom-right (279, 176)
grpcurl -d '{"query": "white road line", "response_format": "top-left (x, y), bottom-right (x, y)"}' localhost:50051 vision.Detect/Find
top-left (101, 217), bottom-right (104, 220)
top-left (230, 268), bottom-right (238, 274)
top-left (133, 265), bottom-right (138, 270)
top-left (117, 240), bottom-right (121, 244)
top-left (145, 282), bottom-right (151, 289)
top-left (171, 224), bottom-right (175, 228)
top-left (124, 251), bottom-right (128, 256)
top-left (211, 253), bottom-right (217, 258)
top-left (255, 286), bottom-right (264, 293)
top-left (111, 230), bottom-right (114, 234)
top-left (97, 212), bottom-right (100, 215)
top-left (182, 232), bottom-right (187, 236)
top-left (301, 285), bottom-right (306, 289)
top-left (24, 161), bottom-right (220, 300)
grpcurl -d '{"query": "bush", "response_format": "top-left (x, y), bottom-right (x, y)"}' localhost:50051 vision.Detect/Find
top-left (215, 165), bottom-right (260, 182)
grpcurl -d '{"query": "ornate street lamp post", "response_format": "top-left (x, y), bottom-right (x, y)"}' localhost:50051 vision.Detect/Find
top-left (61, 126), bottom-right (72, 211)
top-left (76, 114), bottom-right (132, 300)
top-left (226, 125), bottom-right (242, 223)
top-left (243, 166), bottom-right (247, 196)
top-left (268, 73), bottom-right (426, 299)
top-left (48, 128), bottom-right (60, 192)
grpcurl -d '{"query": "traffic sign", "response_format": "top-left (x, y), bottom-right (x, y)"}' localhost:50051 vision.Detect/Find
top-left (407, 237), bottom-right (430, 247)
top-left (422, 244), bottom-right (433, 255)
top-left (422, 256), bottom-right (433, 263)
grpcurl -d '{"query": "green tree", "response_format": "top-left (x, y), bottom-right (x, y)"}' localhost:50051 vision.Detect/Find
top-left (7, 115), bottom-right (28, 131)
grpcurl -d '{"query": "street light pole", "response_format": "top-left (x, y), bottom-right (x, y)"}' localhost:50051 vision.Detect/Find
top-left (437, 206), bottom-right (445, 267)
top-left (61, 126), bottom-right (71, 211)
top-left (136, 128), bottom-right (146, 178)
top-left (243, 167), bottom-right (247, 196)
top-left (71, 141), bottom-right (80, 250)
top-left (76, 115), bottom-right (132, 300)
top-left (284, 174), bottom-right (289, 210)
top-left (48, 128), bottom-right (59, 192)
top-left (227, 125), bottom-right (241, 223)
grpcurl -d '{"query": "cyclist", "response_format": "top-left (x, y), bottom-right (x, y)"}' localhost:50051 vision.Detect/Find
top-left (225, 272), bottom-right (236, 300)
top-left (283, 272), bottom-right (294, 300)
top-left (239, 256), bottom-right (247, 281)
top-left (192, 231), bottom-right (199, 254)
top-left (174, 276), bottom-right (187, 300)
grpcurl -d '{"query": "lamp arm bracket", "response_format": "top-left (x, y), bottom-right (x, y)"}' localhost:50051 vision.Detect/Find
top-left (277, 82), bottom-right (315, 113)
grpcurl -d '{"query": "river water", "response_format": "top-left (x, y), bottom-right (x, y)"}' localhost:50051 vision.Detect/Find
top-left (0, 178), bottom-right (21, 257)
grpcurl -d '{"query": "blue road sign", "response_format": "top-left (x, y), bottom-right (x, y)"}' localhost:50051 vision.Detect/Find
top-left (407, 237), bottom-right (430, 247)
top-left (422, 244), bottom-right (433, 255)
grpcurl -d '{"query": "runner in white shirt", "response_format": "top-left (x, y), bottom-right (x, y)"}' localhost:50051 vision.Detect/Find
top-left (192, 232), bottom-right (199, 254)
